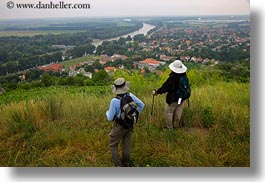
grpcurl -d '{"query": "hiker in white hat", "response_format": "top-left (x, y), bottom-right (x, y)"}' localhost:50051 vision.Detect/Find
top-left (106, 78), bottom-right (145, 167)
top-left (152, 60), bottom-right (190, 129)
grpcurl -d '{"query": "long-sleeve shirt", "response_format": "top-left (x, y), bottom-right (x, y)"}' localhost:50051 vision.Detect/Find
top-left (106, 93), bottom-right (145, 121)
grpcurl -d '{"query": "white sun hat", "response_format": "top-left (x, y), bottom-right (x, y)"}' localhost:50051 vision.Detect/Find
top-left (169, 60), bottom-right (187, 74)
top-left (112, 78), bottom-right (130, 94)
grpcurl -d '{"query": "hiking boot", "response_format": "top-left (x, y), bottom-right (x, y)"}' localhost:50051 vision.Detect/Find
top-left (122, 160), bottom-right (135, 167)
top-left (122, 163), bottom-right (129, 167)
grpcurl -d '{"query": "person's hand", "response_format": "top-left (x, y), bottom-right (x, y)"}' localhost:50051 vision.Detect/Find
top-left (152, 89), bottom-right (157, 95)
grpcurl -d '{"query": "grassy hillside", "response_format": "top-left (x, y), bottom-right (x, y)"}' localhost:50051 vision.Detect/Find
top-left (0, 68), bottom-right (250, 167)
top-left (61, 55), bottom-right (100, 69)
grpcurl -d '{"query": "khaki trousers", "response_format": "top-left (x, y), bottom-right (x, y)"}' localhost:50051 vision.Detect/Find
top-left (164, 102), bottom-right (184, 129)
top-left (109, 122), bottom-right (133, 167)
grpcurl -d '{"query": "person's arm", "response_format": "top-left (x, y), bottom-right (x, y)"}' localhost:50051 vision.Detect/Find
top-left (106, 98), bottom-right (118, 121)
top-left (156, 76), bottom-right (172, 94)
top-left (130, 93), bottom-right (145, 113)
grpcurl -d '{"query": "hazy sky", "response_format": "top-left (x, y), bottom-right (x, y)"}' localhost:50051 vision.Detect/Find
top-left (0, 0), bottom-right (250, 19)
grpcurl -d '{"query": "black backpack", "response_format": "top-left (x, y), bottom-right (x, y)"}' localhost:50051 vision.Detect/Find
top-left (116, 93), bottom-right (138, 129)
top-left (176, 76), bottom-right (191, 103)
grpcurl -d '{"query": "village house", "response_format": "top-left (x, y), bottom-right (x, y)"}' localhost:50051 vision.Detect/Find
top-left (202, 58), bottom-right (210, 64)
top-left (37, 63), bottom-right (64, 72)
top-left (215, 60), bottom-right (220, 65)
top-left (99, 55), bottom-right (112, 65)
top-left (62, 55), bottom-right (73, 60)
top-left (69, 68), bottom-right (92, 78)
top-left (160, 55), bottom-right (175, 62)
top-left (179, 56), bottom-right (191, 62)
top-left (52, 45), bottom-right (75, 50)
top-left (160, 46), bottom-right (173, 54)
top-left (190, 56), bottom-right (203, 63)
top-left (52, 45), bottom-right (66, 50)
top-left (117, 64), bottom-right (124, 70)
top-left (85, 60), bottom-right (94, 66)
top-left (185, 40), bottom-right (192, 46)
top-left (142, 47), bottom-right (153, 52)
top-left (110, 54), bottom-right (128, 61)
top-left (19, 73), bottom-right (26, 82)
top-left (104, 66), bottom-right (115, 73)
top-left (138, 58), bottom-right (161, 71)
top-left (140, 68), bottom-right (146, 74)
top-left (70, 64), bottom-right (82, 71)
top-left (139, 42), bottom-right (147, 47)
top-left (69, 60), bottom-right (94, 71)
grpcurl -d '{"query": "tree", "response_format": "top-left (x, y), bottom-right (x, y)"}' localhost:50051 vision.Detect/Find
top-left (74, 74), bottom-right (86, 86)
top-left (93, 59), bottom-right (104, 70)
top-left (0, 49), bottom-right (7, 63)
top-left (52, 51), bottom-right (63, 62)
top-left (65, 76), bottom-right (75, 86)
top-left (41, 73), bottom-right (53, 87)
top-left (133, 34), bottom-right (146, 42)
top-left (6, 61), bottom-right (18, 74)
top-left (92, 70), bottom-right (110, 85)
top-left (118, 37), bottom-right (126, 45)
top-left (126, 36), bottom-right (132, 41)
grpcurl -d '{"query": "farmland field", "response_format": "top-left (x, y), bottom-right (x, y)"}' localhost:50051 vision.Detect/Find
top-left (61, 55), bottom-right (101, 69)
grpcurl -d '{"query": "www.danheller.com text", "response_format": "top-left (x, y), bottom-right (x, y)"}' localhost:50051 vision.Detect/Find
top-left (7, 1), bottom-right (91, 10)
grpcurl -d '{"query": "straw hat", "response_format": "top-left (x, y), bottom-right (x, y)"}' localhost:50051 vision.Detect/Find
top-left (112, 78), bottom-right (130, 94)
top-left (169, 60), bottom-right (187, 74)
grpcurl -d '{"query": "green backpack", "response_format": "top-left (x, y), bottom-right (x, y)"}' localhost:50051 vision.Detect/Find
top-left (176, 76), bottom-right (191, 104)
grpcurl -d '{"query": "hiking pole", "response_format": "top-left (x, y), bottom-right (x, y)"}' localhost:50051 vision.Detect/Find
top-left (151, 95), bottom-right (155, 115)
top-left (151, 91), bottom-right (155, 116)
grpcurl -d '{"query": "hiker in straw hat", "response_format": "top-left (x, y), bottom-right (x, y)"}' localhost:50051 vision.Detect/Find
top-left (106, 78), bottom-right (145, 167)
top-left (152, 60), bottom-right (189, 129)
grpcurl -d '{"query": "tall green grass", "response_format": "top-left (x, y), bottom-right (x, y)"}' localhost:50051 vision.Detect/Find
top-left (0, 70), bottom-right (250, 167)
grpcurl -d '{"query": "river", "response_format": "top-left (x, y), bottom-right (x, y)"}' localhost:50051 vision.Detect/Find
top-left (91, 23), bottom-right (156, 47)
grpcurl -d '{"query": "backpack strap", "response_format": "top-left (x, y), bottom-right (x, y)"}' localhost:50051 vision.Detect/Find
top-left (116, 93), bottom-right (128, 99)
top-left (114, 93), bottom-right (128, 126)
top-left (113, 95), bottom-right (122, 123)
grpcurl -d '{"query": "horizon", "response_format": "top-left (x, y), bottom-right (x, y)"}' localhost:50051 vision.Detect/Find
top-left (0, 14), bottom-right (250, 22)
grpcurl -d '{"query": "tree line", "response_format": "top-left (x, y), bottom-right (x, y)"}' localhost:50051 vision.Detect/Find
top-left (0, 60), bottom-right (249, 93)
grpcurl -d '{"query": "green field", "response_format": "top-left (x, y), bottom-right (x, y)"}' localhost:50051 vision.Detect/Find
top-left (61, 55), bottom-right (100, 69)
top-left (0, 68), bottom-right (250, 167)
top-left (116, 21), bottom-right (135, 27)
top-left (0, 30), bottom-right (86, 37)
